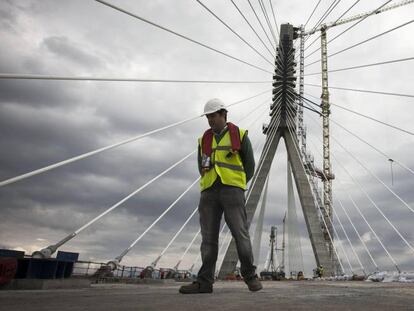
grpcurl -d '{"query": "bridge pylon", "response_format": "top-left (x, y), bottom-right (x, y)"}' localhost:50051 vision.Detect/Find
top-left (218, 23), bottom-right (337, 278)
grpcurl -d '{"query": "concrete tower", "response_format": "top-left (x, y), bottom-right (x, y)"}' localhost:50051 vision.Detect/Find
top-left (218, 24), bottom-right (336, 278)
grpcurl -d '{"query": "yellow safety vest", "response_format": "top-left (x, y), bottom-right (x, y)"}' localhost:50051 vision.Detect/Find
top-left (199, 128), bottom-right (247, 191)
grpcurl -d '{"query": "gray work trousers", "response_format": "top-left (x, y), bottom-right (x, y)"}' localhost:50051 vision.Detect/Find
top-left (197, 182), bottom-right (256, 285)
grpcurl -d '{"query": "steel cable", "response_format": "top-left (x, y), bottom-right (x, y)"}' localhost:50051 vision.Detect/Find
top-left (0, 89), bottom-right (270, 187)
top-left (304, 0), bottom-right (323, 28)
top-left (283, 109), bottom-right (346, 274)
top-left (0, 73), bottom-right (272, 83)
top-left (287, 115), bottom-right (354, 275)
top-left (305, 113), bottom-right (414, 258)
top-left (196, 0), bottom-right (274, 66)
top-left (258, 0), bottom-right (277, 44)
top-left (304, 56), bottom-right (414, 76)
top-left (230, 0), bottom-right (275, 58)
top-left (304, 127), bottom-right (382, 272)
top-left (268, 0), bottom-right (280, 38)
top-left (305, 0), bottom-right (388, 59)
top-left (94, 0), bottom-right (273, 74)
top-left (108, 98), bottom-right (271, 262)
top-left (247, 0), bottom-right (275, 50)
top-left (329, 101), bottom-right (414, 135)
top-left (305, 19), bottom-right (414, 67)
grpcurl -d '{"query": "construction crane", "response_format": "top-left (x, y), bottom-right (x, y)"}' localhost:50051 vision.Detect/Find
top-left (260, 226), bottom-right (285, 280)
top-left (303, 0), bottom-right (414, 36)
top-left (295, 0), bottom-right (413, 267)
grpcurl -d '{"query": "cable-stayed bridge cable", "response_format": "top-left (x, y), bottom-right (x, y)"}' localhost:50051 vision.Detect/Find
top-left (305, 130), bottom-right (380, 271)
top-left (329, 118), bottom-right (414, 176)
top-left (301, 92), bottom-right (414, 190)
top-left (94, 0), bottom-right (273, 74)
top-left (332, 207), bottom-right (366, 275)
top-left (285, 109), bottom-right (344, 271)
top-left (303, 0), bottom-right (361, 52)
top-left (243, 101), bottom-right (270, 130)
top-left (311, 93), bottom-right (414, 135)
top-left (300, 93), bottom-right (414, 137)
top-left (0, 74), bottom-right (272, 83)
top-left (0, 117), bottom-right (199, 187)
top-left (287, 110), bottom-right (365, 274)
top-left (230, 0), bottom-right (275, 58)
top-left (196, 0), bottom-right (274, 66)
top-left (0, 89), bottom-right (270, 188)
top-left (305, 0), bottom-right (390, 59)
top-left (172, 110), bottom-right (269, 274)
top-left (116, 177), bottom-right (200, 263)
top-left (304, 56), bottom-right (414, 75)
top-left (330, 132), bottom-right (414, 217)
top-left (286, 161), bottom-right (304, 274)
top-left (331, 103), bottom-right (414, 136)
top-left (306, 113), bottom-right (414, 258)
top-left (303, 34), bottom-right (320, 52)
top-left (336, 198), bottom-right (379, 271)
top-left (348, 194), bottom-right (401, 273)
top-left (252, 174), bottom-right (269, 267)
top-left (33, 150), bottom-right (196, 259)
top-left (268, 0), bottom-right (280, 39)
top-left (304, 104), bottom-right (414, 219)
top-left (24, 92), bottom-right (270, 257)
top-left (287, 90), bottom-right (321, 115)
top-left (284, 111), bottom-right (345, 274)
top-left (175, 229), bottom-right (201, 270)
top-left (286, 114), bottom-right (354, 275)
top-left (304, 125), bottom-right (400, 272)
top-left (305, 19), bottom-right (414, 67)
top-left (116, 97), bottom-right (269, 263)
top-left (258, 0), bottom-right (277, 45)
top-left (151, 206), bottom-right (199, 267)
top-left (304, 0), bottom-right (414, 35)
top-left (304, 0), bottom-right (323, 28)
top-left (306, 0), bottom-right (342, 40)
top-left (245, 109), bottom-right (281, 204)
top-left (247, 0), bottom-right (275, 50)
top-left (242, 104), bottom-right (282, 197)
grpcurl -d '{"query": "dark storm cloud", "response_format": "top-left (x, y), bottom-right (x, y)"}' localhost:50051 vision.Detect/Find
top-left (0, 0), bottom-right (266, 265)
top-left (42, 36), bottom-right (104, 69)
top-left (1, 0), bottom-right (413, 275)
top-left (0, 80), bottom-right (79, 107)
top-left (0, 1), bottom-right (18, 31)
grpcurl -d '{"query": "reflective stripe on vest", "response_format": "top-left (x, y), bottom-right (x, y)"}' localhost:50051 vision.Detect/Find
top-left (199, 128), bottom-right (247, 191)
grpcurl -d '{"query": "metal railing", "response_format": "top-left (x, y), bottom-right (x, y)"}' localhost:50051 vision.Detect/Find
top-left (71, 260), bottom-right (193, 281)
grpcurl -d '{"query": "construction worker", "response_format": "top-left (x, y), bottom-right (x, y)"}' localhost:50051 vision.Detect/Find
top-left (319, 265), bottom-right (324, 278)
top-left (179, 98), bottom-right (262, 294)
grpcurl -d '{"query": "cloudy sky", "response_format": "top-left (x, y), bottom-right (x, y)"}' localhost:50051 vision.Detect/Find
top-left (0, 0), bottom-right (413, 277)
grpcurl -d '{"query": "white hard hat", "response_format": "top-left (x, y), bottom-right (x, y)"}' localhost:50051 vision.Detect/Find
top-left (204, 98), bottom-right (227, 115)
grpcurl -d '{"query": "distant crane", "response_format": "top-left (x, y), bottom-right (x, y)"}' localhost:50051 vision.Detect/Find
top-left (260, 225), bottom-right (285, 280)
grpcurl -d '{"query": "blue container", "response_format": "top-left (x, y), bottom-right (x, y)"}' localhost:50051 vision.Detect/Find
top-left (0, 249), bottom-right (25, 259)
top-left (26, 259), bottom-right (58, 279)
top-left (56, 251), bottom-right (79, 262)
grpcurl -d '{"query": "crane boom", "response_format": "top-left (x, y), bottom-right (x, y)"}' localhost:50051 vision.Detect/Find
top-left (303, 0), bottom-right (414, 36)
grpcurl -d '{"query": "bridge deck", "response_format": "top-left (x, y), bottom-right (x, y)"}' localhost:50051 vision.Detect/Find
top-left (1, 280), bottom-right (413, 311)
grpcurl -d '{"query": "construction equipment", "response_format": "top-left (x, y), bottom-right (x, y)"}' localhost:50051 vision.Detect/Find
top-left (260, 226), bottom-right (285, 280)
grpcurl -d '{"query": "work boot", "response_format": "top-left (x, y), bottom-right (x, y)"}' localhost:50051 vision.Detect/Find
top-left (179, 281), bottom-right (213, 294)
top-left (244, 275), bottom-right (263, 292)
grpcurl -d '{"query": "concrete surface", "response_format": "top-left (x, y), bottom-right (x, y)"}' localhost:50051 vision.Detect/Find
top-left (0, 280), bottom-right (413, 311)
top-left (1, 278), bottom-right (91, 290)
